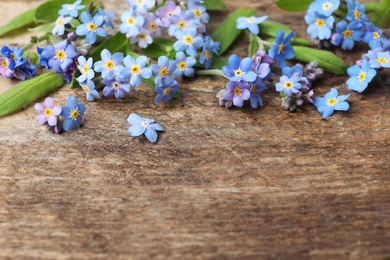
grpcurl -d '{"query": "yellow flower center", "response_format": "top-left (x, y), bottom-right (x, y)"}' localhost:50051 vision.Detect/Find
top-left (316, 18), bottom-right (325, 28)
top-left (252, 85), bottom-right (257, 93)
top-left (358, 71), bottom-right (366, 81)
top-left (44, 108), bottom-right (52, 117)
top-left (279, 43), bottom-right (285, 53)
top-left (70, 109), bottom-right (79, 119)
top-left (1, 59), bottom-right (8, 68)
top-left (205, 50), bottom-right (211, 59)
top-left (131, 65), bottom-right (140, 75)
top-left (149, 23), bottom-right (156, 30)
top-left (137, 0), bottom-right (143, 4)
top-left (284, 81), bottom-right (293, 89)
top-left (139, 33), bottom-right (146, 39)
top-left (233, 87), bottom-right (242, 95)
top-left (112, 82), bottom-right (121, 90)
top-left (10, 53), bottom-right (15, 61)
top-left (141, 121), bottom-right (150, 128)
top-left (57, 18), bottom-right (63, 26)
top-left (373, 31), bottom-right (380, 40)
top-left (178, 21), bottom-right (186, 29)
top-left (354, 9), bottom-right (361, 19)
top-left (56, 50), bottom-right (66, 60)
top-left (234, 69), bottom-right (243, 77)
top-left (83, 65), bottom-right (89, 73)
top-left (377, 57), bottom-right (387, 64)
top-left (322, 2), bottom-right (332, 10)
top-left (82, 85), bottom-right (90, 93)
top-left (163, 87), bottom-right (171, 96)
top-left (105, 60), bottom-right (114, 70)
top-left (87, 22), bottom-right (96, 32)
top-left (184, 35), bottom-right (193, 45)
top-left (327, 98), bottom-right (337, 106)
top-left (194, 9), bottom-right (201, 18)
top-left (343, 29), bottom-right (352, 38)
top-left (128, 17), bottom-right (135, 25)
top-left (178, 61), bottom-right (187, 69)
top-left (159, 67), bottom-right (168, 77)
top-left (247, 17), bottom-right (254, 23)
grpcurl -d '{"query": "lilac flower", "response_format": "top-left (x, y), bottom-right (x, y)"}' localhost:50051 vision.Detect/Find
top-left (102, 76), bottom-right (131, 99)
top-left (313, 88), bottom-right (350, 118)
top-left (52, 16), bottom-right (72, 36)
top-left (94, 49), bottom-right (124, 79)
top-left (127, 0), bottom-right (156, 14)
top-left (308, 0), bottom-right (340, 16)
top-left (97, 8), bottom-right (115, 29)
top-left (80, 80), bottom-right (100, 101)
top-left (331, 20), bottom-right (364, 50)
top-left (222, 54), bottom-right (257, 83)
top-left (252, 50), bottom-right (274, 81)
top-left (187, 1), bottom-right (209, 24)
top-left (35, 97), bottom-right (62, 126)
top-left (363, 23), bottom-right (387, 50)
top-left (346, 0), bottom-right (369, 23)
top-left (156, 1), bottom-right (182, 27)
top-left (13, 60), bottom-right (36, 80)
top-left (120, 55), bottom-right (152, 87)
top-left (130, 30), bottom-right (153, 49)
top-left (60, 96), bottom-right (86, 131)
top-left (346, 58), bottom-right (376, 92)
top-left (366, 50), bottom-right (390, 68)
top-left (199, 35), bottom-right (220, 70)
top-left (119, 9), bottom-right (145, 37)
top-left (173, 27), bottom-right (203, 57)
top-left (168, 10), bottom-right (197, 36)
top-left (249, 78), bottom-right (267, 108)
top-left (127, 113), bottom-right (164, 143)
top-left (155, 80), bottom-right (179, 104)
top-left (275, 75), bottom-right (302, 96)
top-left (236, 15), bottom-right (268, 35)
top-left (268, 30), bottom-right (295, 68)
top-left (173, 51), bottom-right (196, 78)
top-left (151, 56), bottom-right (176, 85)
top-left (58, 0), bottom-right (85, 17)
top-left (77, 56), bottom-right (94, 82)
top-left (222, 80), bottom-right (251, 107)
top-left (142, 13), bottom-right (164, 37)
top-left (0, 58), bottom-right (14, 78)
top-left (305, 11), bottom-right (334, 40)
top-left (76, 11), bottom-right (107, 44)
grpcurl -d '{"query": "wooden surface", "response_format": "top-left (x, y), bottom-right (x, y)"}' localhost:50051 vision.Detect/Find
top-left (1, 0), bottom-right (390, 259)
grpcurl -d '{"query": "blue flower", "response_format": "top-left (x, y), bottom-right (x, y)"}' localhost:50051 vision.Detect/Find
top-left (127, 0), bottom-right (156, 14)
top-left (199, 35), bottom-right (220, 70)
top-left (58, 0), bottom-right (85, 17)
top-left (142, 12), bottom-right (164, 37)
top-left (304, 11), bottom-right (334, 40)
top-left (222, 80), bottom-right (251, 107)
top-left (76, 11), bottom-right (107, 44)
top-left (346, 0), bottom-right (369, 23)
top-left (97, 8), bottom-right (115, 29)
top-left (102, 76), bottom-right (131, 99)
top-left (151, 56), bottom-right (176, 85)
top-left (275, 75), bottom-right (302, 96)
top-left (173, 51), bottom-right (196, 78)
top-left (60, 96), bottom-right (86, 131)
top-left (155, 80), bottom-right (179, 104)
top-left (268, 30), bottom-right (295, 68)
top-left (313, 88), bottom-right (350, 118)
top-left (120, 55), bottom-right (152, 87)
top-left (52, 16), bottom-right (72, 36)
top-left (331, 20), bottom-right (364, 50)
top-left (366, 50), bottom-right (390, 69)
top-left (222, 54), bottom-right (257, 82)
top-left (168, 10), bottom-right (197, 36)
top-left (236, 15), bottom-right (268, 35)
top-left (1, 46), bottom-right (24, 70)
top-left (94, 49), bottom-right (124, 79)
top-left (39, 40), bottom-right (77, 72)
top-left (187, 1), bottom-right (209, 24)
top-left (119, 9), bottom-right (145, 37)
top-left (80, 80), bottom-right (100, 102)
top-left (308, 0), bottom-right (340, 16)
top-left (363, 23), bottom-right (386, 50)
top-left (249, 78), bottom-right (267, 108)
top-left (77, 56), bottom-right (95, 82)
top-left (346, 58), bottom-right (376, 92)
top-left (173, 27), bottom-right (203, 57)
top-left (127, 113), bottom-right (164, 143)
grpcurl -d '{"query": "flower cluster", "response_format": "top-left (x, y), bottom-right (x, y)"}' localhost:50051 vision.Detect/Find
top-left (35, 96), bottom-right (86, 133)
top-left (0, 46), bottom-right (36, 80)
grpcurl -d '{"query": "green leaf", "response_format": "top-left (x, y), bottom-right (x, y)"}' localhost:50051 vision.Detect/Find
top-left (371, 0), bottom-right (390, 27)
top-left (293, 46), bottom-right (348, 75)
top-left (35, 0), bottom-right (91, 23)
top-left (364, 3), bottom-right (378, 13)
top-left (203, 0), bottom-right (226, 11)
top-left (276, 0), bottom-right (313, 12)
top-left (248, 33), bottom-right (258, 58)
top-left (259, 20), bottom-right (311, 46)
top-left (0, 9), bottom-right (36, 37)
top-left (28, 23), bottom-right (55, 33)
top-left (0, 72), bottom-right (64, 117)
top-left (211, 8), bottom-right (255, 54)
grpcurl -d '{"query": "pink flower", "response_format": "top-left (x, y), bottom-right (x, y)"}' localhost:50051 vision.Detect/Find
top-left (34, 97), bottom-right (62, 126)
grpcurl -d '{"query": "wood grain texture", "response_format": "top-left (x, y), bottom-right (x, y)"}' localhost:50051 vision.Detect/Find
top-left (1, 0), bottom-right (390, 259)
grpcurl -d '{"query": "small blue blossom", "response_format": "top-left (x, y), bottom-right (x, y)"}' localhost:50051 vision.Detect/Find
top-left (249, 78), bottom-right (267, 108)
top-left (142, 13), bottom-right (164, 37)
top-left (119, 9), bottom-right (145, 37)
top-left (199, 35), bottom-right (220, 70)
top-left (308, 0), bottom-right (340, 17)
top-left (155, 80), bottom-right (179, 104)
top-left (268, 30), bottom-right (295, 68)
top-left (222, 80), bottom-right (251, 107)
top-left (331, 20), bottom-right (364, 50)
top-left (366, 50), bottom-right (390, 69)
top-left (127, 113), bottom-right (164, 143)
top-left (363, 23), bottom-right (387, 50)
top-left (304, 11), bottom-right (334, 40)
top-left (52, 16), bottom-right (72, 36)
top-left (222, 54), bottom-right (257, 83)
top-left (313, 88), bottom-right (350, 118)
top-left (127, 0), bottom-right (156, 14)
top-left (77, 56), bottom-right (95, 82)
top-left (58, 0), bottom-right (85, 17)
top-left (76, 11), bottom-right (107, 44)
top-left (97, 8), bottom-right (115, 29)
top-left (346, 0), bottom-right (369, 23)
top-left (130, 30), bottom-right (153, 49)
top-left (80, 80), bottom-right (100, 102)
top-left (173, 51), bottom-right (196, 78)
top-left (102, 76), bottom-right (131, 99)
top-left (346, 58), bottom-right (376, 92)
top-left (38, 40), bottom-right (77, 73)
top-left (60, 96), bottom-right (86, 131)
top-left (1, 46), bottom-right (24, 70)
top-left (236, 15), bottom-right (268, 35)
top-left (275, 75), bottom-right (302, 96)
top-left (168, 10), bottom-right (197, 36)
top-left (94, 49), bottom-right (124, 79)
top-left (187, 1), bottom-right (209, 24)
top-left (173, 26), bottom-right (203, 57)
top-left (151, 56), bottom-right (176, 85)
top-left (120, 55), bottom-right (152, 87)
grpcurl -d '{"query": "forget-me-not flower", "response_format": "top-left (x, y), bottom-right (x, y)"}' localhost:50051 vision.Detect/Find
top-left (305, 11), bottom-right (334, 40)
top-left (52, 16), bottom-right (72, 36)
top-left (363, 23), bottom-right (387, 50)
top-left (127, 0), bottom-right (156, 14)
top-left (35, 97), bottom-right (62, 126)
top-left (119, 9), bottom-right (145, 37)
top-left (94, 49), bottom-right (124, 79)
top-left (222, 80), bottom-right (251, 107)
top-left (236, 15), bottom-right (268, 35)
top-left (346, 0), bottom-right (369, 23)
top-left (80, 80), bottom-right (100, 102)
top-left (60, 96), bottom-right (86, 131)
top-left (366, 50), bottom-right (390, 68)
top-left (222, 54), bottom-right (257, 83)
top-left (308, 0), bottom-right (340, 17)
top-left (120, 55), bottom-right (152, 87)
top-left (58, 0), bottom-right (85, 17)
top-left (77, 56), bottom-right (95, 82)
top-left (313, 88), bottom-right (350, 118)
top-left (346, 58), bottom-right (376, 92)
top-left (268, 30), bottom-right (295, 68)
top-left (275, 75), bottom-right (302, 96)
top-left (249, 78), bottom-right (267, 108)
top-left (76, 11), bottom-right (107, 44)
top-left (102, 76), bottom-right (131, 99)
top-left (331, 20), bottom-right (364, 50)
top-left (151, 56), bottom-right (176, 85)
top-left (173, 51), bottom-right (196, 78)
top-left (155, 80), bottom-right (179, 104)
top-left (155, 0), bottom-right (182, 27)
top-left (173, 27), bottom-right (203, 57)
top-left (127, 113), bottom-right (164, 143)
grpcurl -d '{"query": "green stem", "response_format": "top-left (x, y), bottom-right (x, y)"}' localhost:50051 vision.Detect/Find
top-left (22, 34), bottom-right (50, 51)
top-left (196, 69), bottom-right (230, 80)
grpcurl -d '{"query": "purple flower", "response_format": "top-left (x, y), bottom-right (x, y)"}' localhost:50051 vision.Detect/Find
top-left (155, 80), bottom-right (179, 104)
top-left (35, 97), bottom-right (62, 126)
top-left (249, 78), bottom-right (267, 108)
top-left (76, 11), bottom-right (107, 44)
top-left (313, 88), bottom-right (350, 118)
top-left (127, 113), bottom-right (164, 143)
top-left (102, 76), bottom-right (131, 99)
top-left (0, 58), bottom-right (14, 78)
top-left (156, 1), bottom-right (181, 27)
top-left (142, 12), bottom-right (163, 37)
top-left (120, 55), bottom-right (152, 87)
top-left (222, 80), bottom-right (251, 107)
top-left (222, 54), bottom-right (257, 82)
top-left (60, 96), bottom-right (86, 131)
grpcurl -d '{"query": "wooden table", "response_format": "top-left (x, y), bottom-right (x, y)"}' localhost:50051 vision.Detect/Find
top-left (1, 0), bottom-right (389, 258)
